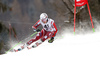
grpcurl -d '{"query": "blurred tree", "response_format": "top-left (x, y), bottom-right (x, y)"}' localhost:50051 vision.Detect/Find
top-left (98, 0), bottom-right (100, 4)
top-left (0, 23), bottom-right (17, 54)
top-left (0, 40), bottom-right (4, 54)
top-left (10, 27), bottom-right (17, 38)
top-left (62, 0), bottom-right (85, 24)
top-left (0, 23), bottom-right (3, 33)
top-left (0, 0), bottom-right (12, 13)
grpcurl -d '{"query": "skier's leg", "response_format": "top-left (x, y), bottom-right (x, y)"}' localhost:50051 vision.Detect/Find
top-left (27, 39), bottom-right (43, 49)
top-left (42, 31), bottom-right (54, 42)
top-left (27, 29), bottom-right (46, 45)
top-left (28, 31), bottom-right (54, 49)
top-left (14, 29), bottom-right (46, 52)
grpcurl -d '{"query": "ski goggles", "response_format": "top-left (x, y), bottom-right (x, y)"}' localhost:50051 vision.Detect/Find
top-left (41, 18), bottom-right (47, 22)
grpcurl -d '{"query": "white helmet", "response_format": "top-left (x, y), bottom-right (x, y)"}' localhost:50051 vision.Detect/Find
top-left (40, 13), bottom-right (48, 22)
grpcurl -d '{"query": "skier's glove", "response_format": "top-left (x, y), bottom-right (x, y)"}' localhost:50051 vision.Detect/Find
top-left (32, 27), bottom-right (41, 32)
top-left (36, 29), bottom-right (41, 32)
top-left (48, 37), bottom-right (54, 43)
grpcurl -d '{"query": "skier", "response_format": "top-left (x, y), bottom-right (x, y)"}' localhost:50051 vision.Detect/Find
top-left (14, 13), bottom-right (58, 52)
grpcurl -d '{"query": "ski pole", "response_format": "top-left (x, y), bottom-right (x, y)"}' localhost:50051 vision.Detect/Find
top-left (5, 32), bottom-right (37, 54)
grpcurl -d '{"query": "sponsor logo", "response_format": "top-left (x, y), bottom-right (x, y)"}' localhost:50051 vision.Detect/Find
top-left (76, 0), bottom-right (81, 2)
top-left (76, 2), bottom-right (85, 5)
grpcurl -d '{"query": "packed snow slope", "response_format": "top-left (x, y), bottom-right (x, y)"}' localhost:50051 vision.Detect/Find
top-left (1, 31), bottom-right (100, 59)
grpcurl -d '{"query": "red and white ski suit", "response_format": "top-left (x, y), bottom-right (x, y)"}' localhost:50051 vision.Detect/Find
top-left (27, 18), bottom-right (58, 45)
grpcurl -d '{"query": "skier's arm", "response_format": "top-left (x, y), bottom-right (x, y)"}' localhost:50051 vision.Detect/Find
top-left (32, 20), bottom-right (41, 29)
top-left (52, 22), bottom-right (58, 37)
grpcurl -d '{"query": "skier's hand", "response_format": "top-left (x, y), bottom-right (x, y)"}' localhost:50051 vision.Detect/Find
top-left (48, 37), bottom-right (54, 43)
top-left (36, 29), bottom-right (41, 32)
top-left (32, 27), bottom-right (41, 32)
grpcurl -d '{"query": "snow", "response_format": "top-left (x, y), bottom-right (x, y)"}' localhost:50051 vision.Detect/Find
top-left (0, 31), bottom-right (100, 59)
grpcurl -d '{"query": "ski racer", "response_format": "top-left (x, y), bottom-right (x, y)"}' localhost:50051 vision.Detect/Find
top-left (14, 13), bottom-right (58, 52)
